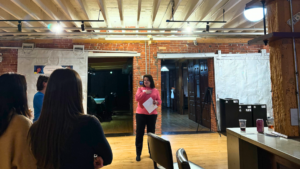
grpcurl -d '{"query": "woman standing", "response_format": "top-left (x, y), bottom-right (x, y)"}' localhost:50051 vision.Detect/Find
top-left (29, 69), bottom-right (113, 169)
top-left (0, 73), bottom-right (36, 169)
top-left (135, 74), bottom-right (161, 161)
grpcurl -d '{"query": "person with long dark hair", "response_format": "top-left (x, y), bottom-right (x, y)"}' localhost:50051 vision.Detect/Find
top-left (0, 73), bottom-right (36, 169)
top-left (29, 69), bottom-right (113, 169)
top-left (33, 75), bottom-right (49, 122)
top-left (135, 74), bottom-right (161, 161)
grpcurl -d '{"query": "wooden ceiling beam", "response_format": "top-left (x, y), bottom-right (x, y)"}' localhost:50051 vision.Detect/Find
top-left (166, 0), bottom-right (183, 28)
top-left (32, 0), bottom-right (73, 31)
top-left (0, 0), bottom-right (44, 32)
top-left (75, 0), bottom-right (100, 31)
top-left (187, 0), bottom-right (222, 28)
top-left (10, 0), bottom-right (51, 28)
top-left (117, 0), bottom-right (124, 27)
top-left (53, 0), bottom-right (82, 28)
top-left (170, 0), bottom-right (203, 28)
top-left (183, 0), bottom-right (203, 22)
top-left (152, 0), bottom-right (162, 27)
top-left (208, 0), bottom-right (249, 28)
top-left (96, 0), bottom-right (109, 27)
top-left (137, 0), bottom-right (142, 27)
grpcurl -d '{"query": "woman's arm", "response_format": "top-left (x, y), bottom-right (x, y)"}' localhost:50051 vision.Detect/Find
top-left (156, 89), bottom-right (162, 106)
top-left (89, 116), bottom-right (113, 166)
top-left (135, 87), bottom-right (147, 102)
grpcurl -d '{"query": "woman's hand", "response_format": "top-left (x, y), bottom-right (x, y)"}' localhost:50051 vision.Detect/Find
top-left (153, 100), bottom-right (158, 105)
top-left (94, 156), bottom-right (104, 169)
top-left (145, 90), bottom-right (152, 94)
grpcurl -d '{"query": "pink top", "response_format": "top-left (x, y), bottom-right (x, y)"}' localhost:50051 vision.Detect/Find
top-left (135, 87), bottom-right (162, 115)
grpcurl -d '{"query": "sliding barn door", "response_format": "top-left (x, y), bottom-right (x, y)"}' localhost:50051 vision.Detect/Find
top-left (200, 60), bottom-right (211, 129)
top-left (188, 60), bottom-right (196, 121)
top-left (176, 62), bottom-right (184, 115)
top-left (194, 60), bottom-right (202, 124)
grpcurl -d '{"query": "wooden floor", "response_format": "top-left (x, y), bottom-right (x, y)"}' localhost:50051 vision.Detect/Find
top-left (162, 108), bottom-right (210, 133)
top-left (104, 133), bottom-right (228, 169)
top-left (101, 111), bottom-right (133, 134)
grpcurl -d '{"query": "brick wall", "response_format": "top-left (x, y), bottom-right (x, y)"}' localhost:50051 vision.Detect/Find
top-left (0, 39), bottom-right (269, 134)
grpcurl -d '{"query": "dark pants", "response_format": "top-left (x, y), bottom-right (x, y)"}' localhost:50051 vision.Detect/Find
top-left (135, 114), bottom-right (157, 156)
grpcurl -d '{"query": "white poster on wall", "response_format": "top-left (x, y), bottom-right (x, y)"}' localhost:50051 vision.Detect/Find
top-left (215, 53), bottom-right (273, 120)
top-left (17, 49), bottom-right (88, 113)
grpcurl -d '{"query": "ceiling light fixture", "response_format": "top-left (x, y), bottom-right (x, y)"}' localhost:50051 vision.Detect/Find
top-left (52, 21), bottom-right (63, 33)
top-left (206, 22), bottom-right (210, 32)
top-left (244, 0), bottom-right (267, 44)
top-left (81, 21), bottom-right (85, 31)
top-left (161, 66), bottom-right (169, 72)
top-left (244, 8), bottom-right (266, 22)
top-left (186, 22), bottom-right (192, 33)
top-left (18, 21), bottom-right (22, 32)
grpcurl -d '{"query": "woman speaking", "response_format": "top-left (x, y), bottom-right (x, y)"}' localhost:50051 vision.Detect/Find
top-left (135, 74), bottom-right (161, 161)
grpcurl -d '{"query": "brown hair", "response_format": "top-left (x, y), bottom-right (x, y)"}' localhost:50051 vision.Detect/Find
top-left (36, 75), bottom-right (49, 91)
top-left (0, 73), bottom-right (31, 136)
top-left (29, 69), bottom-right (84, 169)
top-left (143, 74), bottom-right (155, 88)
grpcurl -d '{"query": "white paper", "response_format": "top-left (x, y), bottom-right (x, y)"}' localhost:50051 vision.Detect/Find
top-left (142, 97), bottom-right (158, 114)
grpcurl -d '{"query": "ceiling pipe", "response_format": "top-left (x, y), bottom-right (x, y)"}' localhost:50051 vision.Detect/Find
top-left (0, 32), bottom-right (264, 36)
top-left (0, 27), bottom-right (267, 31)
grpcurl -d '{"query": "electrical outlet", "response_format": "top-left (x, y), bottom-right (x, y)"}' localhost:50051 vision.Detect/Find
top-left (290, 108), bottom-right (298, 126)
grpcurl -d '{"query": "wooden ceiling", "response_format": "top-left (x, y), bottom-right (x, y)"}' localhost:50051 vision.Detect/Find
top-left (0, 0), bottom-right (264, 38)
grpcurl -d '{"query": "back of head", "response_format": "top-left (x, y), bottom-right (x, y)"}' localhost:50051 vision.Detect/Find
top-left (0, 73), bottom-right (30, 136)
top-left (36, 75), bottom-right (49, 91)
top-left (29, 69), bottom-right (84, 169)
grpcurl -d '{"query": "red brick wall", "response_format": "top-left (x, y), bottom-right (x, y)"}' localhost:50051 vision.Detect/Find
top-left (207, 58), bottom-right (217, 131)
top-left (0, 40), bottom-right (269, 134)
top-left (0, 49), bottom-right (18, 75)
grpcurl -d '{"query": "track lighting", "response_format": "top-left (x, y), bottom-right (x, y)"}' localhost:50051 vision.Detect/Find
top-left (18, 21), bottom-right (22, 32)
top-left (81, 21), bottom-right (85, 31)
top-left (206, 22), bottom-right (210, 32)
top-left (186, 22), bottom-right (192, 33)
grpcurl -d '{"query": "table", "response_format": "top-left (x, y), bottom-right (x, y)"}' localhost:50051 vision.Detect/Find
top-left (94, 98), bottom-right (105, 104)
top-left (227, 127), bottom-right (300, 169)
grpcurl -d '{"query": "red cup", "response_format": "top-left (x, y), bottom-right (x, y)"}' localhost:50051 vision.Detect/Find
top-left (256, 119), bottom-right (264, 133)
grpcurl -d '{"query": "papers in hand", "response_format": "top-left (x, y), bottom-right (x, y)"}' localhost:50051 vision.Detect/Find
top-left (142, 97), bottom-right (158, 114)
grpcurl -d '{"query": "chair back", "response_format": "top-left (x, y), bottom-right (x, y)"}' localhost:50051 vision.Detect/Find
top-left (87, 96), bottom-right (97, 115)
top-left (176, 148), bottom-right (190, 169)
top-left (148, 133), bottom-right (174, 169)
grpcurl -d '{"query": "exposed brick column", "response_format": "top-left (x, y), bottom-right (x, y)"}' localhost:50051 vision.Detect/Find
top-left (207, 58), bottom-right (217, 132)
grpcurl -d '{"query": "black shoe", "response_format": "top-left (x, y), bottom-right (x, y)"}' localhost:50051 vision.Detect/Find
top-left (136, 156), bottom-right (141, 161)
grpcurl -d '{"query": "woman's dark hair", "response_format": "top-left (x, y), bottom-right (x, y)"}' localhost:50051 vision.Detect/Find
top-left (143, 74), bottom-right (155, 88)
top-left (0, 73), bottom-right (31, 136)
top-left (29, 69), bottom-right (84, 169)
top-left (36, 75), bottom-right (49, 91)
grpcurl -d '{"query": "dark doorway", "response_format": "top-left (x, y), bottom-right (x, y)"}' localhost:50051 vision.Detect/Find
top-left (161, 59), bottom-right (211, 134)
top-left (87, 58), bottom-right (133, 136)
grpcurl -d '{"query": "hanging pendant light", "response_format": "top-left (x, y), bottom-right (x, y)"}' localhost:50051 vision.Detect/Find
top-left (161, 66), bottom-right (169, 72)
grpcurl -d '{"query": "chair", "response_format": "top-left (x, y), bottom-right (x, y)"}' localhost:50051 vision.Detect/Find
top-left (148, 133), bottom-right (178, 169)
top-left (176, 148), bottom-right (204, 169)
top-left (87, 96), bottom-right (97, 115)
